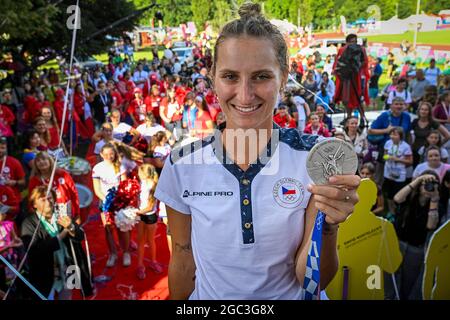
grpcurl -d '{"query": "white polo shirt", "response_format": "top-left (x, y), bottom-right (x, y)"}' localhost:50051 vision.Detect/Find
top-left (155, 125), bottom-right (318, 299)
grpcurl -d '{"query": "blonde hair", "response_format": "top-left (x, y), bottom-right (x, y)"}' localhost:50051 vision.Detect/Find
top-left (138, 164), bottom-right (159, 209)
top-left (32, 151), bottom-right (55, 177)
top-left (111, 140), bottom-right (145, 162)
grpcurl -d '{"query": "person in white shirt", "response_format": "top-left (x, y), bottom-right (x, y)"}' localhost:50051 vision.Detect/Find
top-left (136, 112), bottom-right (167, 144)
top-left (413, 146), bottom-right (450, 182)
top-left (110, 109), bottom-right (140, 143)
top-left (154, 2), bottom-right (360, 300)
top-left (387, 78), bottom-right (412, 107)
top-left (113, 61), bottom-right (128, 83)
top-left (132, 62), bottom-right (149, 89)
top-left (92, 143), bottom-right (130, 268)
top-left (93, 123), bottom-right (120, 155)
top-left (292, 92), bottom-right (310, 133)
top-left (423, 58), bottom-right (441, 87)
top-left (382, 126), bottom-right (413, 215)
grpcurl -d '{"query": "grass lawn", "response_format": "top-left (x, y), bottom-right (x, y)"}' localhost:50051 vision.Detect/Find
top-left (366, 29), bottom-right (450, 46)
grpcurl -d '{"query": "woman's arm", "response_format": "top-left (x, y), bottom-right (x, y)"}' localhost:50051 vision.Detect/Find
top-left (394, 176), bottom-right (423, 204)
top-left (390, 154), bottom-right (413, 166)
top-left (167, 206), bottom-right (196, 300)
top-left (372, 194), bottom-right (385, 215)
top-left (92, 178), bottom-right (105, 201)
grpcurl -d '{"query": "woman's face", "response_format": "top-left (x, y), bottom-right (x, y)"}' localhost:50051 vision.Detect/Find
top-left (30, 133), bottom-right (41, 148)
top-left (168, 90), bottom-right (175, 99)
top-left (213, 37), bottom-right (286, 130)
top-left (347, 118), bottom-right (358, 132)
top-left (360, 168), bottom-right (373, 179)
top-left (427, 133), bottom-right (439, 146)
top-left (418, 104), bottom-right (430, 119)
top-left (34, 120), bottom-right (47, 133)
top-left (316, 106), bottom-right (325, 117)
top-left (427, 149), bottom-right (441, 167)
top-left (102, 126), bottom-right (113, 139)
top-left (310, 115), bottom-right (320, 126)
top-left (101, 147), bottom-right (116, 163)
top-left (35, 156), bottom-right (51, 173)
top-left (41, 108), bottom-right (52, 121)
top-left (33, 194), bottom-right (55, 218)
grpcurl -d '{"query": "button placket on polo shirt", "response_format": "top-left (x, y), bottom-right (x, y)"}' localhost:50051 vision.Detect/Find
top-left (240, 172), bottom-right (254, 244)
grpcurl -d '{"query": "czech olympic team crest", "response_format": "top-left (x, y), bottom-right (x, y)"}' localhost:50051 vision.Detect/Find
top-left (273, 178), bottom-right (305, 208)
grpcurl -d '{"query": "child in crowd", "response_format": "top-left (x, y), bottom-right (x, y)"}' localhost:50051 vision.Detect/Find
top-left (383, 127), bottom-right (413, 216)
top-left (417, 130), bottom-right (449, 164)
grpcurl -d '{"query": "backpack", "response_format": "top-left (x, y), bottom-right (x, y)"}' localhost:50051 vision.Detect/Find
top-left (335, 44), bottom-right (363, 80)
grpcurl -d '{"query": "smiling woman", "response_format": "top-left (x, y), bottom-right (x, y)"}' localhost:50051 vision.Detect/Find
top-left (154, 2), bottom-right (360, 300)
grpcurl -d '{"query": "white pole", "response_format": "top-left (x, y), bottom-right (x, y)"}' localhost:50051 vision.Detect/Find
top-left (413, 0), bottom-right (421, 49)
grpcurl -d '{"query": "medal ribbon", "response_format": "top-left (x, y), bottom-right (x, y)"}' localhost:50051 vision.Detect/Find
top-left (302, 210), bottom-right (324, 300)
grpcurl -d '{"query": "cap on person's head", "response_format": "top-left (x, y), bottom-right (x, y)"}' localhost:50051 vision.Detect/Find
top-left (430, 58), bottom-right (436, 63)
top-left (2, 88), bottom-right (11, 95)
top-left (133, 87), bottom-right (142, 94)
top-left (195, 95), bottom-right (203, 102)
top-left (278, 103), bottom-right (287, 109)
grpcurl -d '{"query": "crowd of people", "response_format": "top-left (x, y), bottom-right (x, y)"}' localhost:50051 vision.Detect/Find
top-left (0, 23), bottom-right (449, 300)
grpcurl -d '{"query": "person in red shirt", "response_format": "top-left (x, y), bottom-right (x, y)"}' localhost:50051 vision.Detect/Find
top-left (0, 185), bottom-right (20, 221)
top-left (144, 85), bottom-right (162, 122)
top-left (0, 104), bottom-right (15, 138)
top-left (183, 95), bottom-right (214, 139)
top-left (107, 79), bottom-right (124, 111)
top-left (28, 152), bottom-right (80, 221)
top-left (332, 34), bottom-right (369, 119)
top-left (274, 105), bottom-right (296, 128)
top-left (0, 139), bottom-right (26, 201)
top-left (303, 112), bottom-right (331, 137)
top-left (127, 87), bottom-right (148, 127)
top-left (40, 107), bottom-right (67, 154)
top-left (53, 88), bottom-right (70, 135)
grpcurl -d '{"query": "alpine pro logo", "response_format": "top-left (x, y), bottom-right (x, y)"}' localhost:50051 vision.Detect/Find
top-left (183, 190), bottom-right (234, 198)
top-left (273, 178), bottom-right (305, 208)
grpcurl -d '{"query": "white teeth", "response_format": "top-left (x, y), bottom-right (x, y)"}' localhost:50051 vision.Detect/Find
top-left (233, 105), bottom-right (260, 113)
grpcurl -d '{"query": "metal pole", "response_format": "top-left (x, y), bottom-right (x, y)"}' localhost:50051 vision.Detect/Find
top-left (413, 0), bottom-right (421, 49)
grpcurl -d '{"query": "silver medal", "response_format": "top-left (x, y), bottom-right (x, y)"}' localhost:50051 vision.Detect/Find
top-left (306, 138), bottom-right (358, 185)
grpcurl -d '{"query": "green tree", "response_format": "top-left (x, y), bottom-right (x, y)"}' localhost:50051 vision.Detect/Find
top-left (1, 0), bottom-right (139, 68)
top-left (211, 0), bottom-right (233, 31)
top-left (191, 0), bottom-right (212, 29)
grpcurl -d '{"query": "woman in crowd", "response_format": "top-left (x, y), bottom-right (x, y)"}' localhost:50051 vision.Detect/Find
top-left (136, 112), bottom-right (166, 144)
top-left (28, 152), bottom-right (80, 222)
top-left (33, 117), bottom-right (52, 151)
top-left (411, 101), bottom-right (449, 167)
top-left (22, 129), bottom-right (41, 172)
top-left (92, 143), bottom-right (130, 268)
top-left (21, 186), bottom-right (92, 299)
top-left (40, 106), bottom-right (67, 157)
top-left (413, 146), bottom-right (450, 181)
top-left (303, 112), bottom-right (331, 137)
top-left (302, 70), bottom-right (319, 107)
top-left (343, 116), bottom-right (368, 168)
top-left (392, 171), bottom-right (442, 300)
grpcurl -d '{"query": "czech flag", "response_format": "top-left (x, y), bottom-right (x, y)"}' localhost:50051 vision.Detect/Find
top-left (282, 187), bottom-right (296, 195)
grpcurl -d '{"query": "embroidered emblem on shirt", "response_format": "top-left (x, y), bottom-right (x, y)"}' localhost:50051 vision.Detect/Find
top-left (273, 178), bottom-right (305, 208)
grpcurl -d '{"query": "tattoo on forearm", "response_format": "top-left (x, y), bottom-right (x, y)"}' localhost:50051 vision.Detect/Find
top-left (175, 242), bottom-right (192, 253)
